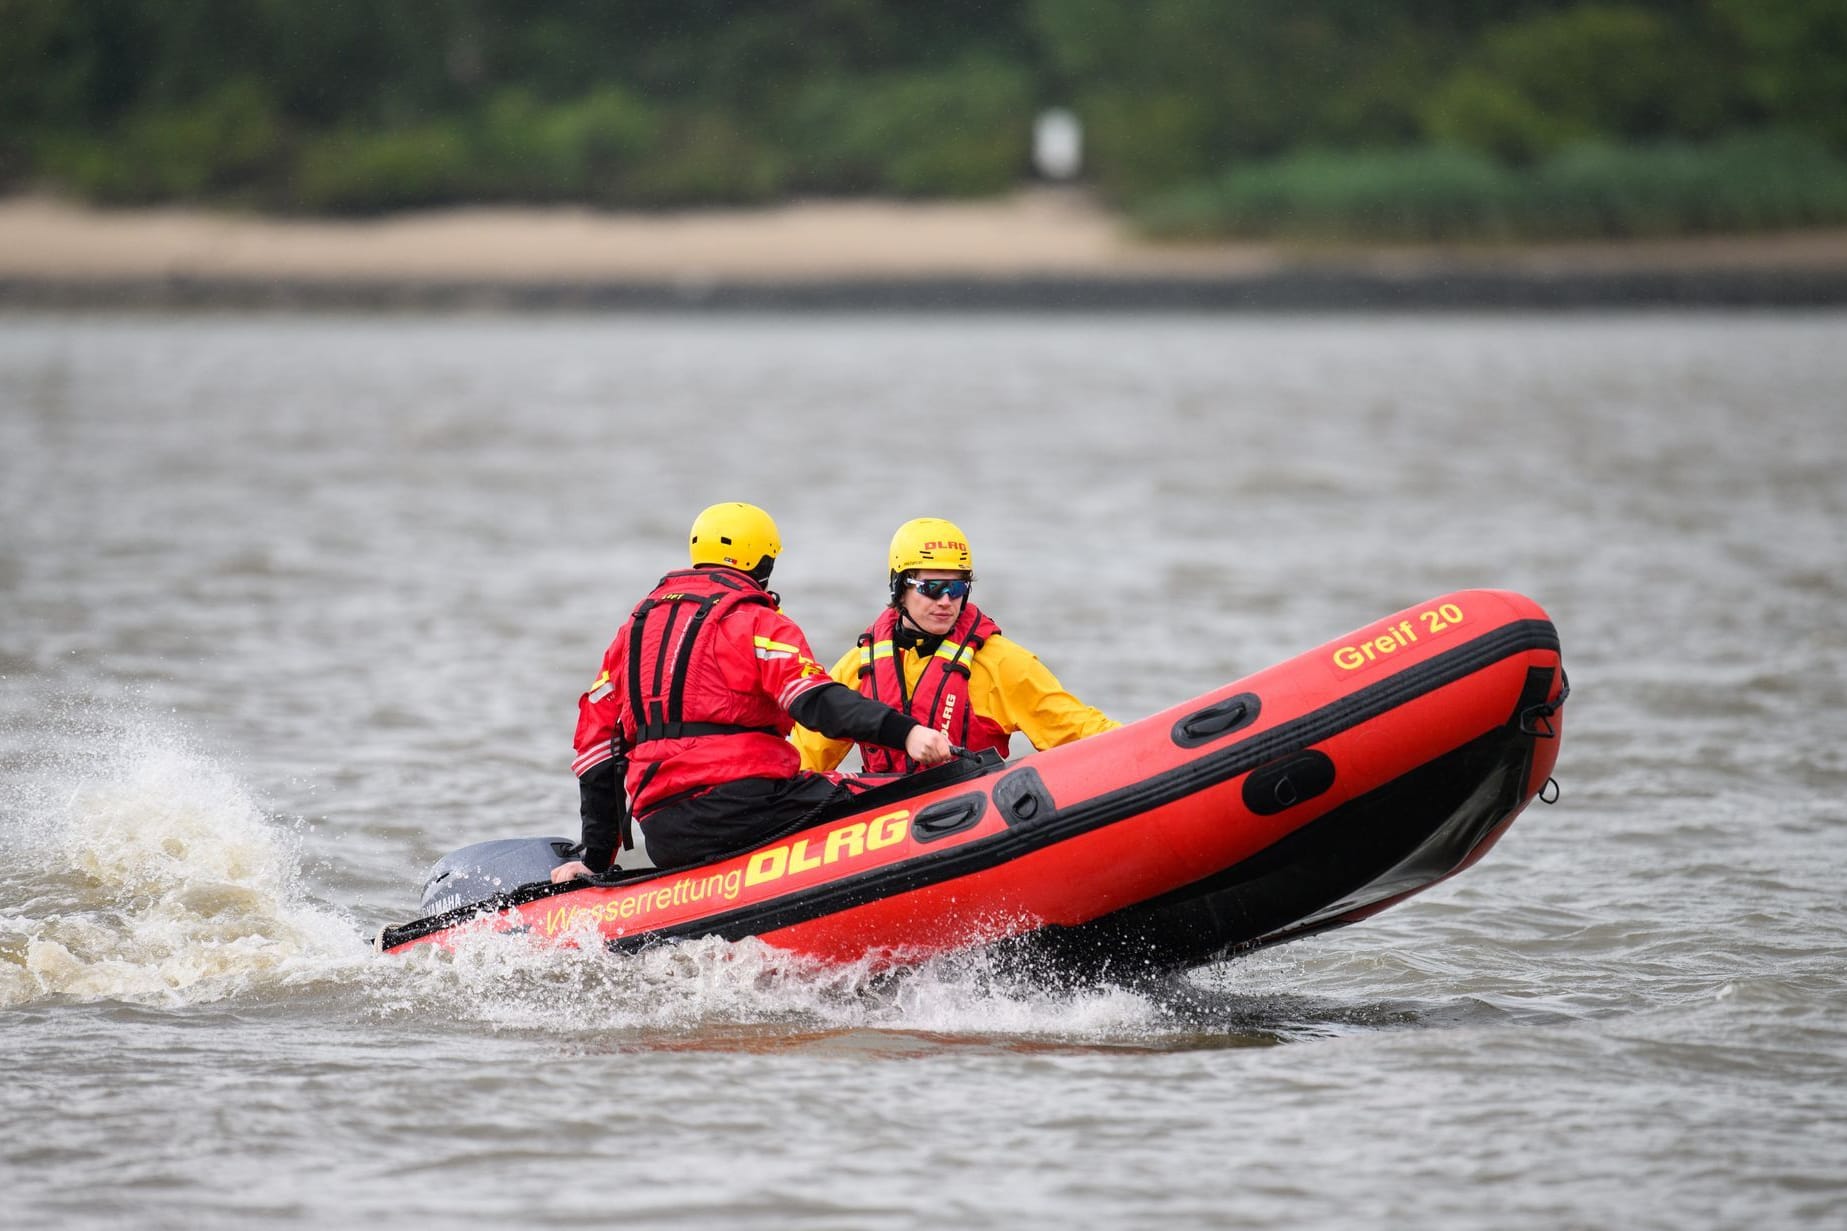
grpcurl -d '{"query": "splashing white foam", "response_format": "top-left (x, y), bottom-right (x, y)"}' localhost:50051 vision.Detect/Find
top-left (0, 707), bottom-right (366, 1008)
top-left (369, 923), bottom-right (1182, 1045)
top-left (0, 702), bottom-right (1271, 1042)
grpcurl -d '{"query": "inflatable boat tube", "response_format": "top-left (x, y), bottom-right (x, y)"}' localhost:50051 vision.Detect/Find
top-left (377, 589), bottom-right (1566, 975)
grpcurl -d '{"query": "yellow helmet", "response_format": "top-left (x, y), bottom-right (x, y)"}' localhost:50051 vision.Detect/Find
top-left (889, 517), bottom-right (973, 574)
top-left (888, 517), bottom-right (972, 604)
top-left (689, 502), bottom-right (781, 574)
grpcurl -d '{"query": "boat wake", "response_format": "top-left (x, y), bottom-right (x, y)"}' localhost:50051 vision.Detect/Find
top-left (0, 702), bottom-right (366, 1009)
top-left (0, 701), bottom-right (1464, 1048)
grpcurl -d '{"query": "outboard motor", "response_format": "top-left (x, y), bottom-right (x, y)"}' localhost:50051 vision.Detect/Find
top-left (418, 836), bottom-right (577, 916)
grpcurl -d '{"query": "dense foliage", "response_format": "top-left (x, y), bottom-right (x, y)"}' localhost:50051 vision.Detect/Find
top-left (2, 0), bottom-right (1843, 238)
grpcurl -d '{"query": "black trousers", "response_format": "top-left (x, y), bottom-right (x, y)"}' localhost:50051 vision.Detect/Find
top-left (639, 774), bottom-right (849, 869)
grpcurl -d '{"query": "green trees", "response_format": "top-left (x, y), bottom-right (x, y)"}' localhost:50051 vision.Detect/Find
top-left (1715, 0), bottom-right (1847, 146)
top-left (2, 0), bottom-right (1842, 237)
top-left (1420, 5), bottom-right (1735, 162)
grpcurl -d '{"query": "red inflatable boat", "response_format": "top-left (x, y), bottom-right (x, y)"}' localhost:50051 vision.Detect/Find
top-left (378, 589), bottom-right (1567, 975)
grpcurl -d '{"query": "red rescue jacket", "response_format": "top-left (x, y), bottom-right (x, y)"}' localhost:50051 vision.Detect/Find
top-left (582, 567), bottom-right (821, 818)
top-left (855, 603), bottom-right (1009, 773)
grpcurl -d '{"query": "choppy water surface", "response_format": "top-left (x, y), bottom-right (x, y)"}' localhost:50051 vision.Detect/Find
top-left (2, 311), bottom-right (1843, 1229)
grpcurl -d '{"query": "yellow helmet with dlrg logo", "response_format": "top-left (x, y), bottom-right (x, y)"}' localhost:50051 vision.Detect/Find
top-left (889, 517), bottom-right (973, 574)
top-left (888, 516), bottom-right (973, 602)
top-left (689, 502), bottom-right (781, 579)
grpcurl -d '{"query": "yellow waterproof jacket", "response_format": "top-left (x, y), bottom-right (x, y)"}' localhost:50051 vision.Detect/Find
top-left (793, 630), bottom-right (1120, 772)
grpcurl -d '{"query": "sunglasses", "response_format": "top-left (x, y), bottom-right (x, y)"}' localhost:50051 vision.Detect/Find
top-left (906, 577), bottom-right (971, 601)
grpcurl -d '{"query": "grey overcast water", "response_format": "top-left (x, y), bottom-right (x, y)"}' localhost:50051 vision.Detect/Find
top-left (1, 311), bottom-right (1843, 1230)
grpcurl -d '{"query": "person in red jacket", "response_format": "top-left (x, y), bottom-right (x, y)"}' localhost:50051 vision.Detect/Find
top-left (554, 502), bottom-right (953, 879)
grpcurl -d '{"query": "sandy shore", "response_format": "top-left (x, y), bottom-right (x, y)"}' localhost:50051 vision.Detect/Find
top-left (5, 191), bottom-right (1846, 308)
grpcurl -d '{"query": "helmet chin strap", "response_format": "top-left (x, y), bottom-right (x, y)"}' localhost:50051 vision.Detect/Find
top-left (893, 595), bottom-right (966, 648)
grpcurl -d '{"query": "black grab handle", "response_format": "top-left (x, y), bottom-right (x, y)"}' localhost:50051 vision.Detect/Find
top-left (1172, 693), bottom-right (1261, 748)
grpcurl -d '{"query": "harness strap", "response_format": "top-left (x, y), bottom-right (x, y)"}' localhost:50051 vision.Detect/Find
top-left (632, 720), bottom-right (780, 743)
top-left (649, 600), bottom-right (686, 702)
top-left (664, 593), bottom-right (726, 724)
top-left (626, 599), bottom-right (654, 744)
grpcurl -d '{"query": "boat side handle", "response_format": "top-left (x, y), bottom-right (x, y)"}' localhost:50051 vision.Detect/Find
top-left (1171, 692), bottom-right (1261, 748)
top-left (911, 794), bottom-right (988, 843)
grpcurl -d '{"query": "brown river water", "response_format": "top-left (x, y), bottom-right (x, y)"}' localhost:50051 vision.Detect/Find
top-left (1, 310), bottom-right (1843, 1229)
